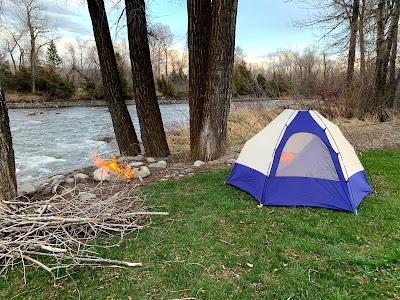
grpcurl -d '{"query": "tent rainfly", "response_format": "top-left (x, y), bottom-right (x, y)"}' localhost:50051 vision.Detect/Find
top-left (227, 109), bottom-right (374, 213)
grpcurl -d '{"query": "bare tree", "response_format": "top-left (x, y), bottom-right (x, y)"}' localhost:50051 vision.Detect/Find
top-left (188, 0), bottom-right (238, 161)
top-left (9, 0), bottom-right (54, 93)
top-left (374, 0), bottom-right (400, 111)
top-left (125, 0), bottom-right (170, 157)
top-left (87, 0), bottom-right (141, 156)
top-left (0, 28), bottom-right (24, 72)
top-left (347, 0), bottom-right (360, 84)
top-left (148, 23), bottom-right (174, 79)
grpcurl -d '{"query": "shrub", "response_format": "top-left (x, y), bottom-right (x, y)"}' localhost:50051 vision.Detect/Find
top-left (36, 67), bottom-right (75, 98)
top-left (156, 75), bottom-right (174, 97)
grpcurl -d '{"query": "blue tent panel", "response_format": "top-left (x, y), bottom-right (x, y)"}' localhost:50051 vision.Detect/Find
top-left (348, 171), bottom-right (374, 208)
top-left (227, 163), bottom-right (265, 201)
top-left (262, 176), bottom-right (354, 211)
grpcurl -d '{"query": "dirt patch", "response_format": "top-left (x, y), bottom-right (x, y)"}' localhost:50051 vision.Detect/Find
top-left (340, 119), bottom-right (400, 150)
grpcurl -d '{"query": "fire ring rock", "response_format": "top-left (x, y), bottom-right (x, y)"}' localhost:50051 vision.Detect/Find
top-left (93, 167), bottom-right (116, 182)
top-left (134, 166), bottom-right (150, 178)
top-left (73, 173), bottom-right (89, 181)
top-left (148, 160), bottom-right (167, 169)
top-left (17, 183), bottom-right (36, 196)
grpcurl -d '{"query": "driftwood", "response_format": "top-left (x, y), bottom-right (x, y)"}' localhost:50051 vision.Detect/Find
top-left (0, 87), bottom-right (17, 202)
top-left (0, 183), bottom-right (168, 282)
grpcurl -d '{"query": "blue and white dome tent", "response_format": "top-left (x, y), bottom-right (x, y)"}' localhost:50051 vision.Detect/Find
top-left (227, 109), bottom-right (374, 213)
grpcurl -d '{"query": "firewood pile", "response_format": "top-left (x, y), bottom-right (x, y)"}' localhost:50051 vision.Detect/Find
top-left (0, 182), bottom-right (168, 282)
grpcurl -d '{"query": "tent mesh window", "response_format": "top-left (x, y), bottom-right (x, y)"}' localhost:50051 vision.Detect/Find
top-left (276, 132), bottom-right (339, 180)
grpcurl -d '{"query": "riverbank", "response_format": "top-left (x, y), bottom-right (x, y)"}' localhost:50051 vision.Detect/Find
top-left (5, 98), bottom-right (189, 109)
top-left (4, 92), bottom-right (287, 109)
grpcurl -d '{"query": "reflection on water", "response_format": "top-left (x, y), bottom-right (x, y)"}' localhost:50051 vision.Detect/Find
top-left (9, 100), bottom-right (286, 182)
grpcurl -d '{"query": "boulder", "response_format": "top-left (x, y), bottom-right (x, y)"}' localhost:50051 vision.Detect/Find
top-left (134, 166), bottom-right (150, 178)
top-left (148, 160), bottom-right (167, 169)
top-left (42, 179), bottom-right (63, 195)
top-left (17, 183), bottom-right (36, 196)
top-left (65, 178), bottom-right (75, 184)
top-left (42, 186), bottom-right (53, 195)
top-left (34, 184), bottom-right (47, 192)
top-left (133, 154), bottom-right (144, 161)
top-left (146, 157), bottom-right (156, 163)
top-left (129, 161), bottom-right (144, 168)
top-left (93, 167), bottom-right (113, 182)
top-left (73, 173), bottom-right (89, 180)
top-left (117, 156), bottom-right (135, 162)
top-left (193, 160), bottom-right (205, 167)
top-left (50, 174), bottom-right (65, 181)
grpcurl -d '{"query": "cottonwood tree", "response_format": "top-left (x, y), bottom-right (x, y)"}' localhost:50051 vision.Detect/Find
top-left (125, 0), bottom-right (170, 157)
top-left (188, 0), bottom-right (238, 161)
top-left (0, 28), bottom-right (24, 72)
top-left (1, 0), bottom-right (15, 200)
top-left (9, 0), bottom-right (54, 93)
top-left (374, 0), bottom-right (400, 110)
top-left (347, 0), bottom-right (360, 83)
top-left (0, 87), bottom-right (17, 202)
top-left (87, 0), bottom-right (141, 156)
top-left (148, 23), bottom-right (174, 79)
top-left (288, 0), bottom-right (363, 87)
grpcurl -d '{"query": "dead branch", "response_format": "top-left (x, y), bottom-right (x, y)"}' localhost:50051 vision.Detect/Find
top-left (0, 183), bottom-right (167, 282)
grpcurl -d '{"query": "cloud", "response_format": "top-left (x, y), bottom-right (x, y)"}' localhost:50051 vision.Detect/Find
top-left (41, 0), bottom-right (92, 37)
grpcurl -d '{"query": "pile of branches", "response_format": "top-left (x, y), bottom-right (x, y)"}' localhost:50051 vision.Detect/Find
top-left (0, 183), bottom-right (168, 282)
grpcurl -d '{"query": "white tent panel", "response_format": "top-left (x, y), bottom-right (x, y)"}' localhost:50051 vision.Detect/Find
top-left (236, 109), bottom-right (298, 175)
top-left (310, 111), bottom-right (364, 179)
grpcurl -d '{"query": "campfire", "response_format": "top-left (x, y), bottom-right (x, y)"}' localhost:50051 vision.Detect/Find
top-left (91, 152), bottom-right (136, 180)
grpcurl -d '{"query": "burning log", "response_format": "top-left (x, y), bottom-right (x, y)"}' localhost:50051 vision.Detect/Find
top-left (92, 151), bottom-right (136, 179)
top-left (91, 152), bottom-right (151, 182)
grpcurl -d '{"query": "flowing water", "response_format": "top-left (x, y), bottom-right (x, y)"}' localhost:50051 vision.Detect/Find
top-left (9, 100), bottom-right (287, 182)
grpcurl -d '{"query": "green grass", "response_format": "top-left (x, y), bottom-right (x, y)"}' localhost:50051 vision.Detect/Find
top-left (1, 149), bottom-right (399, 299)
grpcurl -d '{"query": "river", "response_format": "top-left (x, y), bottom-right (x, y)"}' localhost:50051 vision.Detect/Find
top-left (9, 100), bottom-right (287, 182)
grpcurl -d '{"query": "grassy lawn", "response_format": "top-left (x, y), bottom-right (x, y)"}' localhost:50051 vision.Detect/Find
top-left (1, 149), bottom-right (399, 299)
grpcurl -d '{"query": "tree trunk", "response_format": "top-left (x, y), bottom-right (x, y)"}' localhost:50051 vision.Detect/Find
top-left (359, 0), bottom-right (366, 81)
top-left (0, 88), bottom-right (17, 202)
top-left (27, 5), bottom-right (36, 93)
top-left (87, 0), bottom-right (141, 156)
top-left (394, 74), bottom-right (400, 108)
top-left (165, 48), bottom-right (168, 80)
top-left (387, 1), bottom-right (400, 101)
top-left (187, 0), bottom-right (212, 160)
top-left (125, 0), bottom-right (170, 157)
top-left (374, 0), bottom-right (386, 98)
top-left (347, 0), bottom-right (360, 84)
top-left (201, 0), bottom-right (238, 160)
top-left (382, 1), bottom-right (400, 83)
top-left (188, 0), bottom-right (238, 161)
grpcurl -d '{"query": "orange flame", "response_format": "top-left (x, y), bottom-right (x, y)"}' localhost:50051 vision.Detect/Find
top-left (280, 152), bottom-right (296, 165)
top-left (91, 152), bottom-right (136, 179)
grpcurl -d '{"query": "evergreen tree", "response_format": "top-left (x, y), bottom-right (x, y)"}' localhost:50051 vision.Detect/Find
top-left (115, 52), bottom-right (133, 100)
top-left (232, 61), bottom-right (255, 95)
top-left (46, 40), bottom-right (62, 68)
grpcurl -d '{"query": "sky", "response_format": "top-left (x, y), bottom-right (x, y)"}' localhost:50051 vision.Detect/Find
top-left (3, 0), bottom-right (321, 63)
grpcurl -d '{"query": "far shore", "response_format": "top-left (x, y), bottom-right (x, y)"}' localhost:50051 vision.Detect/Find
top-left (5, 94), bottom-right (289, 109)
